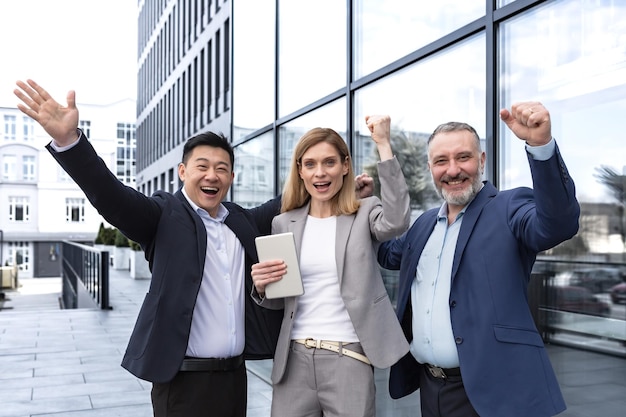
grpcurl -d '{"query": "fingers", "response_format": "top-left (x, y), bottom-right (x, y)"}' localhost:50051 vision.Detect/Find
top-left (66, 90), bottom-right (76, 110)
top-left (365, 115), bottom-right (391, 135)
top-left (251, 260), bottom-right (287, 293)
top-left (510, 101), bottom-right (546, 127)
top-left (14, 82), bottom-right (41, 120)
top-left (500, 101), bottom-right (551, 146)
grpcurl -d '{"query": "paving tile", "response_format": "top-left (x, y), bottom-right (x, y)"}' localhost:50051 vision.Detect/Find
top-left (33, 379), bottom-right (142, 400)
top-left (2, 272), bottom-right (625, 417)
top-left (0, 395), bottom-right (92, 417)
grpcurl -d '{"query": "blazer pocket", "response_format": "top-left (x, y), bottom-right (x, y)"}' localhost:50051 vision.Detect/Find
top-left (373, 292), bottom-right (391, 304)
top-left (493, 325), bottom-right (544, 347)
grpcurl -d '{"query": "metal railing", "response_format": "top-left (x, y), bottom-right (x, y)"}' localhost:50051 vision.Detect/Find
top-left (61, 241), bottom-right (111, 310)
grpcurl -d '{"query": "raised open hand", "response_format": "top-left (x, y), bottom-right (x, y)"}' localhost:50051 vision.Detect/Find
top-left (14, 79), bottom-right (80, 146)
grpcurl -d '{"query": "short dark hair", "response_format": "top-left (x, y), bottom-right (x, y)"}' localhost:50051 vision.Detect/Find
top-left (181, 131), bottom-right (234, 168)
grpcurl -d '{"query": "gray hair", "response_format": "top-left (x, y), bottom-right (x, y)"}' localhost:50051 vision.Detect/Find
top-left (428, 122), bottom-right (480, 150)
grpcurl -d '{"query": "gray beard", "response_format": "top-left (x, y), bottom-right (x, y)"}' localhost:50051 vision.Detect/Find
top-left (435, 175), bottom-right (483, 207)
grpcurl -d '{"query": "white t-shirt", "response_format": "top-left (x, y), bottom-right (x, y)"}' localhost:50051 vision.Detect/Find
top-left (290, 215), bottom-right (359, 342)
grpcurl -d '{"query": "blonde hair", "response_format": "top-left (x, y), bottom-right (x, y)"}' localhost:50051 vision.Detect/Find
top-left (281, 127), bottom-right (360, 215)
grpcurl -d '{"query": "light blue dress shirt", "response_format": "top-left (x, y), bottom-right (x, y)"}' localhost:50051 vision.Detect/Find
top-left (409, 138), bottom-right (555, 368)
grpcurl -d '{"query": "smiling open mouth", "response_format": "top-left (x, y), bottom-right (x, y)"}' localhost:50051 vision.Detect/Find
top-left (314, 182), bottom-right (331, 189)
top-left (201, 186), bottom-right (218, 195)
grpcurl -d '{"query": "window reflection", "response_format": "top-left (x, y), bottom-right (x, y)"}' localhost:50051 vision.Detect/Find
top-left (232, 132), bottom-right (275, 208)
top-left (232, 0), bottom-right (275, 141)
top-left (278, 99), bottom-right (346, 190)
top-left (278, 0), bottom-right (346, 117)
top-left (500, 0), bottom-right (626, 353)
top-left (353, 35), bottom-right (485, 305)
top-left (353, 0), bottom-right (483, 78)
top-left (354, 34), bottom-right (486, 216)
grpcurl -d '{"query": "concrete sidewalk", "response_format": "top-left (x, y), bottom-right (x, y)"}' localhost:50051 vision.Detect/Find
top-left (1, 270), bottom-right (625, 416)
top-left (0, 270), bottom-right (274, 417)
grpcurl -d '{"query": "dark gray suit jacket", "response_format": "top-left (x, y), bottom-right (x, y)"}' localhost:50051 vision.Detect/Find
top-left (47, 135), bottom-right (282, 383)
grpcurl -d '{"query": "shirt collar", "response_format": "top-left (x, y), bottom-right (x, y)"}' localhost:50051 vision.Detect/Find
top-left (181, 187), bottom-right (229, 222)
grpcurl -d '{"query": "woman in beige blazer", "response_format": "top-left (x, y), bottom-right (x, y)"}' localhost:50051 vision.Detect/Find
top-left (251, 115), bottom-right (410, 417)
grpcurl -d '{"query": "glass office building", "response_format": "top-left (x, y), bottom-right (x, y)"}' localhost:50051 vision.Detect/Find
top-left (136, 0), bottom-right (625, 413)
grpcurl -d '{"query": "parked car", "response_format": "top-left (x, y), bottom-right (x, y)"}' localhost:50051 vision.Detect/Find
top-left (546, 285), bottom-right (611, 318)
top-left (567, 267), bottom-right (624, 293)
top-left (609, 282), bottom-right (626, 304)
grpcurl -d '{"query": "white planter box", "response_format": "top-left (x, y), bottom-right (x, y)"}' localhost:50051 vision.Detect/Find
top-left (130, 250), bottom-right (151, 279)
top-left (113, 247), bottom-right (130, 270)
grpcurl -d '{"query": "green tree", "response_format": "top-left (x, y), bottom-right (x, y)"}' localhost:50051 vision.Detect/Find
top-left (594, 165), bottom-right (626, 246)
top-left (114, 229), bottom-right (130, 247)
top-left (364, 128), bottom-right (439, 210)
top-left (95, 222), bottom-right (106, 244)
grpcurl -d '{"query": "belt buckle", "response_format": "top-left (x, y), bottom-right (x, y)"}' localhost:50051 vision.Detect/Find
top-left (303, 338), bottom-right (317, 349)
top-left (428, 365), bottom-right (447, 379)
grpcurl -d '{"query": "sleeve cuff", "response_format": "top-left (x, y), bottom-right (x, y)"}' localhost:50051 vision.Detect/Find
top-left (525, 137), bottom-right (556, 161)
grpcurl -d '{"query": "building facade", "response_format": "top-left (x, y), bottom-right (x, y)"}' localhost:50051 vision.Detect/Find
top-left (136, 0), bottom-right (625, 411)
top-left (0, 99), bottom-right (136, 278)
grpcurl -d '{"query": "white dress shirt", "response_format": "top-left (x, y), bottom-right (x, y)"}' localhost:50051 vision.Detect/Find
top-left (182, 188), bottom-right (246, 358)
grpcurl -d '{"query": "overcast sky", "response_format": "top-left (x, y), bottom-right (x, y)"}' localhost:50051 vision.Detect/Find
top-left (0, 0), bottom-right (137, 107)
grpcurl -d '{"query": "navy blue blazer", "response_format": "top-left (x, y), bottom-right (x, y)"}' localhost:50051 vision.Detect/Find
top-left (47, 135), bottom-right (283, 383)
top-left (378, 145), bottom-right (579, 417)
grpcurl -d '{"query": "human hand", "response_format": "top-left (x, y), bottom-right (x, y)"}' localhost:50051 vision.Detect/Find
top-left (355, 172), bottom-right (374, 198)
top-left (365, 114), bottom-right (393, 160)
top-left (251, 259), bottom-right (287, 296)
top-left (499, 101), bottom-right (551, 147)
top-left (14, 79), bottom-right (80, 146)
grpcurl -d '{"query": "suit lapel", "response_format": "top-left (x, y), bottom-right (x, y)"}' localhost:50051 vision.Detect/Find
top-left (175, 191), bottom-right (207, 269)
top-left (335, 214), bottom-right (355, 285)
top-left (451, 182), bottom-right (497, 281)
top-left (398, 211), bottom-right (437, 313)
top-left (224, 209), bottom-right (258, 260)
top-left (284, 205), bottom-right (309, 257)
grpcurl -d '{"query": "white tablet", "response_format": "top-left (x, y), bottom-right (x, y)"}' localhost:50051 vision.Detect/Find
top-left (255, 232), bottom-right (304, 299)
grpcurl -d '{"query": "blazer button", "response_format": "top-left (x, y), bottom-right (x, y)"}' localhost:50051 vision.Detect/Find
top-left (455, 337), bottom-right (463, 344)
top-left (449, 300), bottom-right (456, 308)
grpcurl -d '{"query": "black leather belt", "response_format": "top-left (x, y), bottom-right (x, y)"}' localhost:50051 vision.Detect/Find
top-left (180, 354), bottom-right (244, 372)
top-left (425, 363), bottom-right (461, 379)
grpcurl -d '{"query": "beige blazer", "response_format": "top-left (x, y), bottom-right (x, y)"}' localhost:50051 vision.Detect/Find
top-left (257, 157), bottom-right (411, 384)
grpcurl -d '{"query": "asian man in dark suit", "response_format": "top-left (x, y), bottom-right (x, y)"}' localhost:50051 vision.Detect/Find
top-left (377, 102), bottom-right (580, 417)
top-left (14, 79), bottom-right (285, 417)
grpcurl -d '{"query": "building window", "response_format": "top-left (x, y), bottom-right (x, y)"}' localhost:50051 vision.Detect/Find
top-left (22, 116), bottom-right (34, 141)
top-left (22, 155), bottom-right (36, 181)
top-left (59, 168), bottom-right (72, 183)
top-left (9, 197), bottom-right (30, 222)
top-left (116, 122), bottom-right (136, 185)
top-left (7, 242), bottom-right (30, 272)
top-left (2, 154), bottom-right (17, 180)
top-left (66, 198), bottom-right (86, 222)
top-left (3, 115), bottom-right (16, 141)
top-left (79, 120), bottom-right (91, 138)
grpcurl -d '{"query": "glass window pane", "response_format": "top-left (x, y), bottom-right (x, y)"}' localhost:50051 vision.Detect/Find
top-left (353, 0), bottom-right (484, 78)
top-left (354, 34), bottom-right (486, 212)
top-left (233, 132), bottom-right (275, 207)
top-left (233, 0), bottom-right (276, 141)
top-left (278, 0), bottom-right (346, 117)
top-left (499, 0), bottom-right (626, 351)
top-left (278, 98), bottom-right (347, 189)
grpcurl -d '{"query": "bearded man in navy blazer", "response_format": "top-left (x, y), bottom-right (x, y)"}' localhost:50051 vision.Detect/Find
top-left (378, 101), bottom-right (579, 417)
top-left (14, 79), bottom-right (285, 417)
